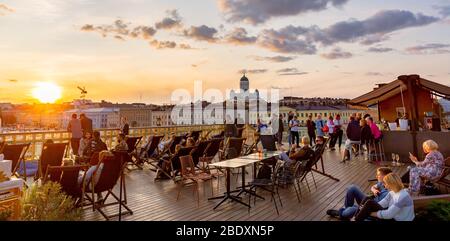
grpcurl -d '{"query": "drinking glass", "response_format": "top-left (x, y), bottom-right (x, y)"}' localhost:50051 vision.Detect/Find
top-left (391, 153), bottom-right (396, 166)
top-left (395, 154), bottom-right (400, 166)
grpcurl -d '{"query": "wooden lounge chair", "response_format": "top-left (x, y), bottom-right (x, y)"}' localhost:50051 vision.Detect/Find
top-left (222, 137), bottom-right (246, 160)
top-left (155, 146), bottom-right (195, 182)
top-left (125, 136), bottom-right (143, 170)
top-left (190, 140), bottom-right (212, 167)
top-left (298, 150), bottom-right (320, 192)
top-left (199, 138), bottom-right (223, 175)
top-left (188, 130), bottom-right (202, 142)
top-left (1, 143), bottom-right (30, 180)
top-left (36, 143), bottom-right (68, 180)
top-left (85, 151), bottom-right (133, 220)
top-left (260, 135), bottom-right (278, 151)
top-left (177, 155), bottom-right (213, 207)
top-left (431, 157), bottom-right (450, 193)
top-left (43, 165), bottom-right (89, 206)
top-left (140, 135), bottom-right (164, 165)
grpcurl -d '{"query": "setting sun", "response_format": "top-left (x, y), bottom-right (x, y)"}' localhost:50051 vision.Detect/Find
top-left (32, 82), bottom-right (62, 103)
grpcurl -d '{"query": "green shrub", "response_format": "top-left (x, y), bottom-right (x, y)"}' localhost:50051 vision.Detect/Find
top-left (416, 200), bottom-right (450, 221)
top-left (20, 181), bottom-right (82, 221)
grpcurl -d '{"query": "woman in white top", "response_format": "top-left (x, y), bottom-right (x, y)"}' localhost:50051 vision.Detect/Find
top-left (355, 173), bottom-right (415, 221)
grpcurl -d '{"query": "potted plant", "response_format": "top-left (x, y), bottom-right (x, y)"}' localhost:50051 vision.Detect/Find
top-left (20, 181), bottom-right (82, 221)
top-left (415, 200), bottom-right (450, 221)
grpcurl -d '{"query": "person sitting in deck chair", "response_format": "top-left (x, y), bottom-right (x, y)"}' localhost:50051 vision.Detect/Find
top-left (79, 150), bottom-right (114, 203)
top-left (113, 133), bottom-right (128, 152)
top-left (401, 140), bottom-right (444, 196)
top-left (278, 136), bottom-right (313, 185)
top-left (326, 167), bottom-right (392, 220)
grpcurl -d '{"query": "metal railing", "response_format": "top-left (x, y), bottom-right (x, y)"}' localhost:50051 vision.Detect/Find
top-left (0, 124), bottom-right (225, 160)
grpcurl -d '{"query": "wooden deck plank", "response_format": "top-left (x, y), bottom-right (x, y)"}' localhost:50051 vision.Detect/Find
top-left (82, 150), bottom-right (410, 221)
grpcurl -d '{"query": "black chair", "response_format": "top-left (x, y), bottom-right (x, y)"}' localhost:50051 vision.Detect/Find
top-left (248, 161), bottom-right (283, 215)
top-left (85, 152), bottom-right (133, 220)
top-left (43, 165), bottom-right (89, 206)
top-left (260, 135), bottom-right (277, 151)
top-left (36, 143), bottom-right (68, 180)
top-left (1, 143), bottom-right (30, 180)
top-left (125, 136), bottom-right (142, 170)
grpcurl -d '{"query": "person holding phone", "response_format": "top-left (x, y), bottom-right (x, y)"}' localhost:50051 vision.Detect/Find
top-left (402, 140), bottom-right (444, 196)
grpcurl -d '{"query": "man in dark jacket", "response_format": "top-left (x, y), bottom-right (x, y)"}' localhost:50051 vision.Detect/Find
top-left (80, 113), bottom-right (93, 135)
top-left (306, 115), bottom-right (316, 145)
top-left (342, 116), bottom-right (361, 162)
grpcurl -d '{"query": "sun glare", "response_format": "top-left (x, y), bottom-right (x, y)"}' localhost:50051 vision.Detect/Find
top-left (32, 82), bottom-right (62, 103)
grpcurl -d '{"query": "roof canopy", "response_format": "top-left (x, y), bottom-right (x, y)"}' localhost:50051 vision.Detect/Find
top-left (349, 75), bottom-right (450, 106)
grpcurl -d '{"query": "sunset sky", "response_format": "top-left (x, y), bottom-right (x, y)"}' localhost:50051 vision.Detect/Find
top-left (1, 0), bottom-right (449, 104)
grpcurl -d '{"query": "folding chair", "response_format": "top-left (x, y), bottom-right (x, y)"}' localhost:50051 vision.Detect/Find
top-left (260, 135), bottom-right (278, 151)
top-left (85, 152), bottom-right (133, 220)
top-left (2, 143), bottom-right (30, 180)
top-left (141, 135), bottom-right (164, 167)
top-left (298, 151), bottom-right (319, 192)
top-left (155, 146), bottom-right (195, 182)
top-left (177, 155), bottom-right (213, 207)
top-left (43, 165), bottom-right (89, 206)
top-left (190, 140), bottom-right (212, 167)
top-left (249, 161), bottom-right (283, 214)
top-left (222, 137), bottom-right (246, 160)
top-left (36, 143), bottom-right (68, 180)
top-left (199, 138), bottom-right (223, 175)
top-left (125, 136), bottom-right (143, 170)
top-left (188, 130), bottom-right (202, 142)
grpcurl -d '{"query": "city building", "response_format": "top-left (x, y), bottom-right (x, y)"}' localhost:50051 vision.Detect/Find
top-left (63, 108), bottom-right (120, 129)
top-left (120, 107), bottom-right (152, 127)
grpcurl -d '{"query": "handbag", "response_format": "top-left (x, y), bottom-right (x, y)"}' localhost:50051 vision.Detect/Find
top-left (322, 124), bottom-right (329, 133)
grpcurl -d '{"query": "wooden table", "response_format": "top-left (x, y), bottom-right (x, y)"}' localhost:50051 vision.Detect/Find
top-left (0, 178), bottom-right (24, 220)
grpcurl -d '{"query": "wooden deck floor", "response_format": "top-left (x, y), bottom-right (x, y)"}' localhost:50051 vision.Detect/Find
top-left (82, 150), bottom-right (407, 221)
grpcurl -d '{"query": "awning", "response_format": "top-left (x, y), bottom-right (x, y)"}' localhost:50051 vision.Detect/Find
top-left (349, 76), bottom-right (450, 107)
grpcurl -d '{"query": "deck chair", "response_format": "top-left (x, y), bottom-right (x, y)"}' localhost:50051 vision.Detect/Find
top-left (156, 146), bottom-right (195, 182)
top-left (85, 151), bottom-right (133, 220)
top-left (177, 155), bottom-right (213, 207)
top-left (2, 143), bottom-right (30, 180)
top-left (141, 135), bottom-right (164, 167)
top-left (236, 128), bottom-right (245, 138)
top-left (223, 137), bottom-right (246, 160)
top-left (199, 138), bottom-right (223, 175)
top-left (191, 140), bottom-right (212, 167)
top-left (298, 150), bottom-right (319, 192)
top-left (433, 157), bottom-right (450, 193)
top-left (260, 135), bottom-right (278, 151)
top-left (36, 142), bottom-right (68, 180)
top-left (125, 136), bottom-right (143, 170)
top-left (43, 165), bottom-right (89, 206)
top-left (243, 135), bottom-right (260, 155)
top-left (169, 135), bottom-right (185, 155)
top-left (188, 130), bottom-right (202, 142)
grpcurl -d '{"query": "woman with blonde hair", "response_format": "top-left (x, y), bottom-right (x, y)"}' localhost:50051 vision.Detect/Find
top-left (403, 140), bottom-right (444, 195)
top-left (354, 173), bottom-right (415, 221)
